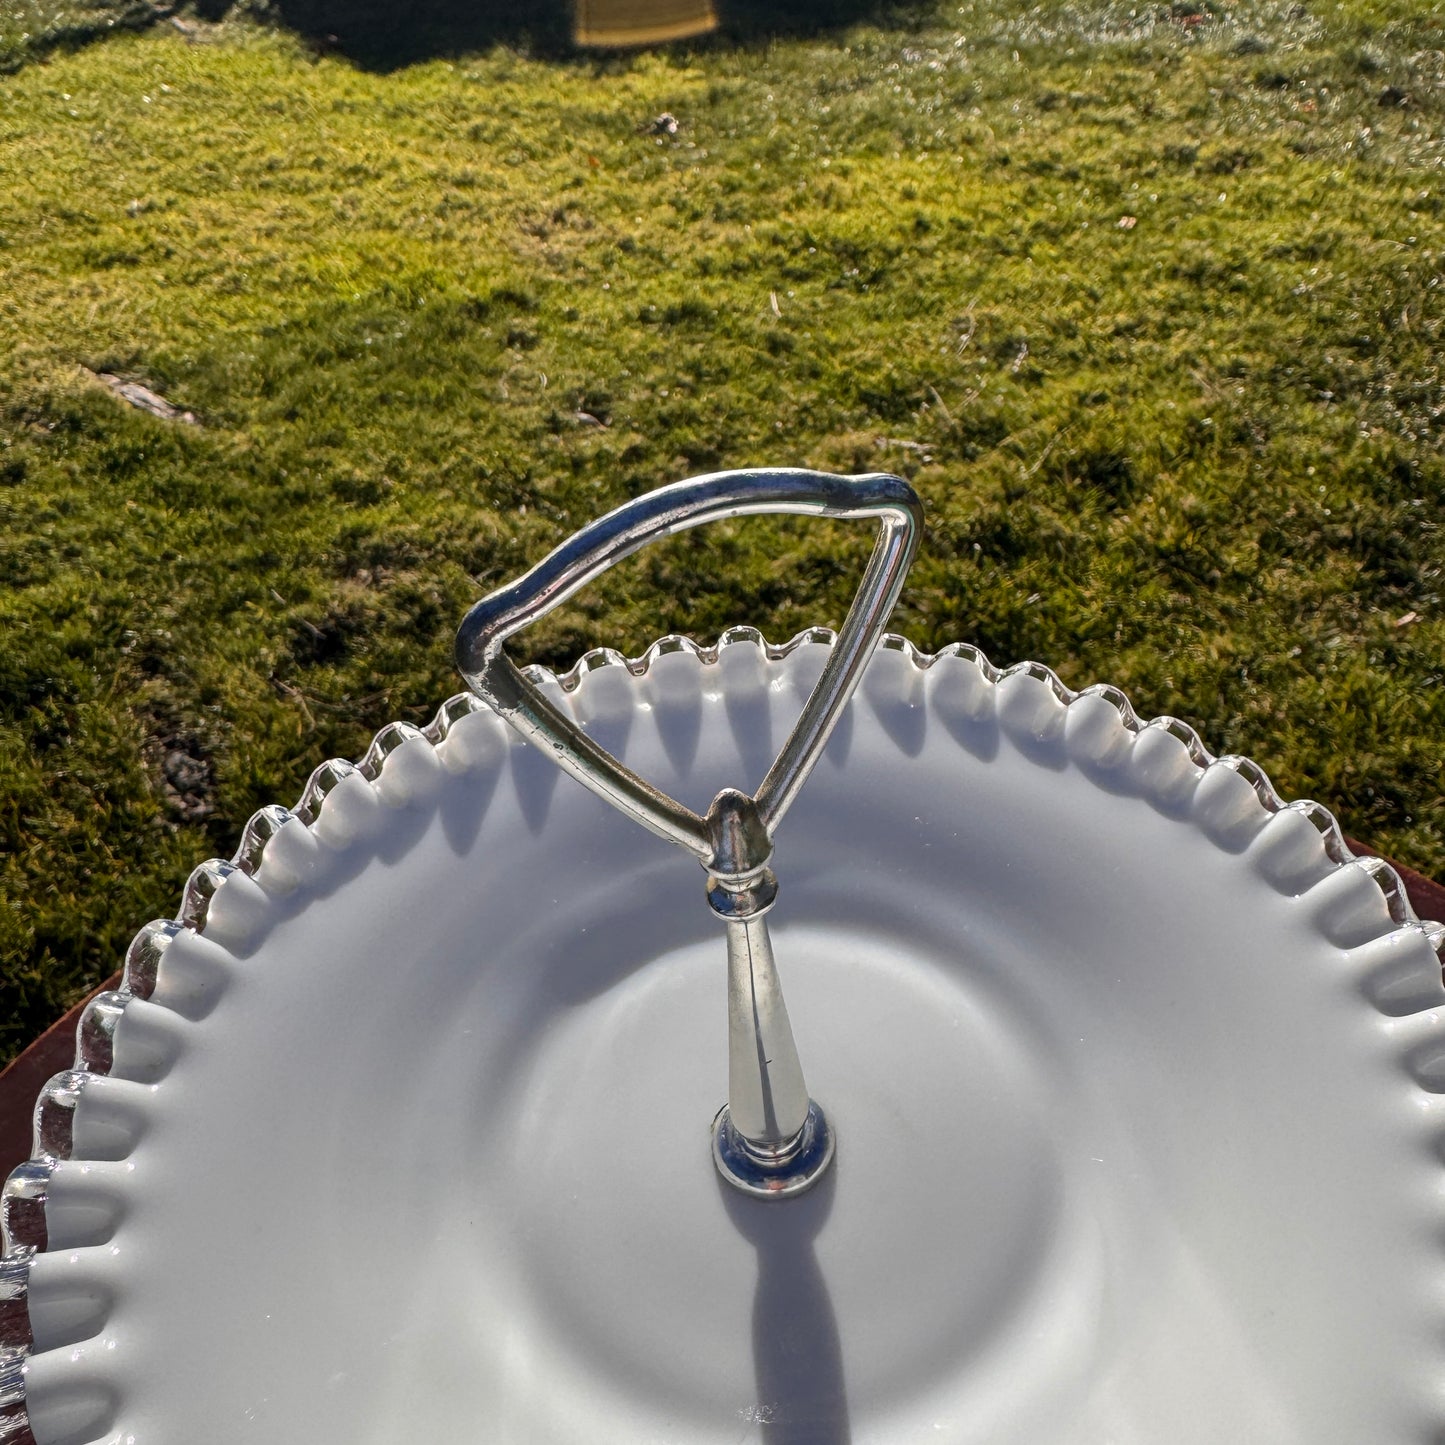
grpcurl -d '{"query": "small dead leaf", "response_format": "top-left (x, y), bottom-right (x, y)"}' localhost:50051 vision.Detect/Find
top-left (85, 368), bottom-right (197, 424)
top-left (1395, 611), bottom-right (1420, 628)
top-left (878, 437), bottom-right (933, 460)
top-left (770, 290), bottom-right (782, 317)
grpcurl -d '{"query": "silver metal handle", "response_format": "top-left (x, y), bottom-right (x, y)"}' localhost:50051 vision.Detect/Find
top-left (455, 468), bottom-right (922, 862)
top-left (455, 468), bottom-right (923, 1197)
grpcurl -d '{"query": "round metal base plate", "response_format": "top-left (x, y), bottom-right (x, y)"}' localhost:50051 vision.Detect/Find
top-left (711, 1099), bottom-right (835, 1199)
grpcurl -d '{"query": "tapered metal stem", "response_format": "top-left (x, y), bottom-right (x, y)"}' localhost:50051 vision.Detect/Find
top-left (725, 917), bottom-right (810, 1148)
top-left (705, 790), bottom-right (835, 1197)
top-left (710, 909), bottom-right (835, 1198)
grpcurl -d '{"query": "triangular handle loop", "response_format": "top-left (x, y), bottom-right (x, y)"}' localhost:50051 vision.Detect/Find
top-left (455, 468), bottom-right (923, 865)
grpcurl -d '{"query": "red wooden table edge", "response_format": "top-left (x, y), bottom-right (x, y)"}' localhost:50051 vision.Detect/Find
top-left (1, 972), bottom-right (123, 1184)
top-left (3, 849), bottom-right (1442, 1183)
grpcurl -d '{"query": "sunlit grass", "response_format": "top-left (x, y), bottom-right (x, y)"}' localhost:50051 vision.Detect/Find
top-left (0, 0), bottom-right (1441, 1057)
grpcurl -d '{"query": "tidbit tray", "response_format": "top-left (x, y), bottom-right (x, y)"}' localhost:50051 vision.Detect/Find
top-left (6, 628), bottom-right (1445, 1445)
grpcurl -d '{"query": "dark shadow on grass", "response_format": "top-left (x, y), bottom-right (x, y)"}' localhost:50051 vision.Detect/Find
top-left (720, 0), bottom-right (925, 44)
top-left (0, 2), bottom-right (162, 77)
top-left (244, 0), bottom-right (574, 69)
top-left (194, 0), bottom-right (924, 73)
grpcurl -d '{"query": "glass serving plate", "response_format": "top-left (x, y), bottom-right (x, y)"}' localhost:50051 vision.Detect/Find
top-left (4, 478), bottom-right (1444, 1445)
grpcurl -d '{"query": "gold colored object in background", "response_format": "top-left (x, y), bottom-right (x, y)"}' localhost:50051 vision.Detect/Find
top-left (574, 0), bottom-right (717, 45)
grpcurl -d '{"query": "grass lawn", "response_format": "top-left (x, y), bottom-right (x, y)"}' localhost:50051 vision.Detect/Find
top-left (0, 0), bottom-right (1441, 1060)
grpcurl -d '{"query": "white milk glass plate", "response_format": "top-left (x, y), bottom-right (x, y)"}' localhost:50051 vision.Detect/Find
top-left (4, 472), bottom-right (1444, 1445)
